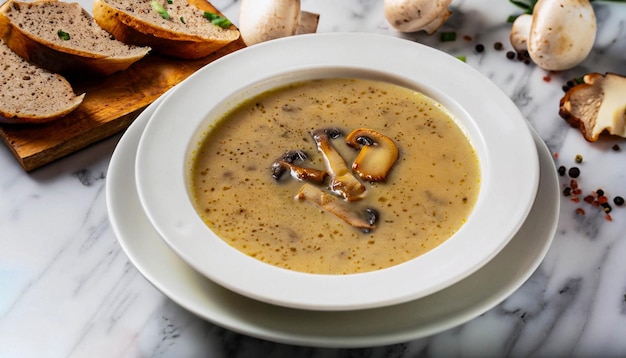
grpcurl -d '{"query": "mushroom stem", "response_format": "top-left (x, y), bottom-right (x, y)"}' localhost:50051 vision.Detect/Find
top-left (311, 128), bottom-right (366, 201)
top-left (345, 128), bottom-right (399, 182)
top-left (295, 183), bottom-right (377, 232)
top-left (272, 150), bottom-right (328, 184)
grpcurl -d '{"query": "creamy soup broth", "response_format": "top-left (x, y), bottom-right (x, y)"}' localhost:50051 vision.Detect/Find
top-left (191, 78), bottom-right (480, 274)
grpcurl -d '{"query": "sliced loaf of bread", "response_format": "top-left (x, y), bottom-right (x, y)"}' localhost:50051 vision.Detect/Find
top-left (0, 0), bottom-right (150, 76)
top-left (0, 39), bottom-right (84, 123)
top-left (93, 0), bottom-right (240, 59)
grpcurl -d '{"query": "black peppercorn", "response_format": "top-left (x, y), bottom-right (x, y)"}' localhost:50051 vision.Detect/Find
top-left (506, 51), bottom-right (515, 59)
top-left (614, 196), bottom-right (625, 206)
top-left (568, 167), bottom-right (580, 178)
top-left (601, 203), bottom-right (612, 213)
top-left (563, 187), bottom-right (572, 196)
top-left (494, 42), bottom-right (503, 50)
top-left (596, 189), bottom-right (605, 197)
top-left (475, 44), bottom-right (485, 53)
top-left (558, 165), bottom-right (566, 176)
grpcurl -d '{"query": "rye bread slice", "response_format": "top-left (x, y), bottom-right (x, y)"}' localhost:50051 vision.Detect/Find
top-left (93, 0), bottom-right (240, 59)
top-left (0, 0), bottom-right (150, 76)
top-left (0, 38), bottom-right (84, 123)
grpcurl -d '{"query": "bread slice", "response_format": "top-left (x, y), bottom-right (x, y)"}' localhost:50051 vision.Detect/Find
top-left (0, 0), bottom-right (150, 76)
top-left (93, 0), bottom-right (240, 59)
top-left (0, 38), bottom-right (84, 123)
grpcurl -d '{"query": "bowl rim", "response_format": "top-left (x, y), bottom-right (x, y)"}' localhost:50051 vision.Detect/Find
top-left (135, 32), bottom-right (539, 311)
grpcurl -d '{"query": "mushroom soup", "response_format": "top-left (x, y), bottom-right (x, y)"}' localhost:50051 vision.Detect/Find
top-left (191, 78), bottom-right (480, 274)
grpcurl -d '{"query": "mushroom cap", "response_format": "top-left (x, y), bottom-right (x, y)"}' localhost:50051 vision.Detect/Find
top-left (239, 0), bottom-right (301, 46)
top-left (528, 0), bottom-right (596, 71)
top-left (383, 0), bottom-right (452, 34)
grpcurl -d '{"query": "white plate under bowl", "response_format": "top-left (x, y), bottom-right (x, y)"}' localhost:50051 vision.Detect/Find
top-left (135, 33), bottom-right (539, 311)
top-left (107, 93), bottom-right (557, 348)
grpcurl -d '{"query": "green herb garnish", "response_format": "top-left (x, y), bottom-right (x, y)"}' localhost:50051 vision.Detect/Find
top-left (180, 16), bottom-right (185, 24)
top-left (151, 1), bottom-right (170, 20)
top-left (456, 55), bottom-right (467, 62)
top-left (203, 11), bottom-right (232, 29)
top-left (57, 29), bottom-right (70, 41)
top-left (508, 0), bottom-right (538, 14)
top-left (440, 31), bottom-right (457, 42)
top-left (167, 0), bottom-right (173, 3)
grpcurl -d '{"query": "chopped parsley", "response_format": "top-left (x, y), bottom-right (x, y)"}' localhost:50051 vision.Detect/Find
top-left (180, 16), bottom-right (185, 24)
top-left (151, 1), bottom-right (170, 20)
top-left (57, 29), bottom-right (70, 41)
top-left (439, 31), bottom-right (457, 42)
top-left (203, 12), bottom-right (232, 29)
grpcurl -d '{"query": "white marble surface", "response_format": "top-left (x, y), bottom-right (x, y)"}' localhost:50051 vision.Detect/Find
top-left (2, 0), bottom-right (626, 357)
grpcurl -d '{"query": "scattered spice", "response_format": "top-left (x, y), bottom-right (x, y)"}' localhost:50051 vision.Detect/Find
top-left (563, 187), bottom-right (572, 196)
top-left (506, 51), bottom-right (516, 60)
top-left (57, 29), bottom-right (70, 41)
top-left (493, 41), bottom-right (504, 50)
top-left (543, 75), bottom-right (552, 83)
top-left (575, 154), bottom-right (583, 163)
top-left (613, 144), bottom-right (621, 151)
top-left (568, 167), bottom-right (580, 178)
top-left (557, 164), bottom-right (623, 221)
top-left (475, 44), bottom-right (485, 53)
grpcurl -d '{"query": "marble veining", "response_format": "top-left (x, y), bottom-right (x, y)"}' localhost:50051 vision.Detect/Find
top-left (2, 0), bottom-right (626, 357)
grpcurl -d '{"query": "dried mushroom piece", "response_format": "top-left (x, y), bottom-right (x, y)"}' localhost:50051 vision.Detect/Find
top-left (559, 73), bottom-right (626, 142)
top-left (311, 128), bottom-right (366, 201)
top-left (295, 183), bottom-right (378, 232)
top-left (345, 128), bottom-right (399, 182)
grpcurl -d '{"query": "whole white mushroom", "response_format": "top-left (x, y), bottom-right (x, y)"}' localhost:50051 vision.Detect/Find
top-left (383, 0), bottom-right (453, 34)
top-left (239, 0), bottom-right (319, 46)
top-left (510, 0), bottom-right (597, 71)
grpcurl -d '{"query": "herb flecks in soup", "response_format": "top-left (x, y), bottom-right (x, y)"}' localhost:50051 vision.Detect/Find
top-left (191, 78), bottom-right (480, 275)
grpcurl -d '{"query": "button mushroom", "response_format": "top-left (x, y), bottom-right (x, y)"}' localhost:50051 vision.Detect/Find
top-left (311, 128), bottom-right (366, 201)
top-left (272, 149), bottom-right (328, 184)
top-left (345, 128), bottom-right (399, 182)
top-left (383, 0), bottom-right (453, 34)
top-left (295, 183), bottom-right (378, 232)
top-left (509, 0), bottom-right (596, 71)
top-left (559, 72), bottom-right (626, 142)
top-left (238, 0), bottom-right (320, 46)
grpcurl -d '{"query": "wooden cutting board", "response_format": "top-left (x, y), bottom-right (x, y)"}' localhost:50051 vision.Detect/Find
top-left (0, 37), bottom-right (246, 172)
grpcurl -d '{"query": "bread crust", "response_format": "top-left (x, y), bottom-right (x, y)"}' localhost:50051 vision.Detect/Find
top-left (0, 0), bottom-right (150, 76)
top-left (93, 0), bottom-right (240, 59)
